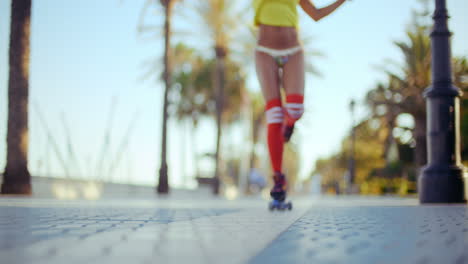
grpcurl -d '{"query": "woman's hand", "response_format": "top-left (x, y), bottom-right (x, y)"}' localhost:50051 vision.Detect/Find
top-left (299, 0), bottom-right (348, 22)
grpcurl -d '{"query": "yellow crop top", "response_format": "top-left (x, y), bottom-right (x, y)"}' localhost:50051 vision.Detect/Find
top-left (254, 0), bottom-right (300, 28)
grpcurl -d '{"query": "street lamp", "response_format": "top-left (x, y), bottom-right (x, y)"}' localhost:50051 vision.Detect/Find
top-left (419, 0), bottom-right (466, 203)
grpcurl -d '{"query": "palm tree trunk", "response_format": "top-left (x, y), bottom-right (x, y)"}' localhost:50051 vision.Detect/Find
top-left (213, 46), bottom-right (226, 195)
top-left (2, 0), bottom-right (32, 195)
top-left (157, 0), bottom-right (173, 194)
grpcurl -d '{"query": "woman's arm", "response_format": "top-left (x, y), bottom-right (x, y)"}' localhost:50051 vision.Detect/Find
top-left (299, 0), bottom-right (347, 22)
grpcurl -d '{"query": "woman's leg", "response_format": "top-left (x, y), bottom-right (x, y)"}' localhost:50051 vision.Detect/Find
top-left (255, 51), bottom-right (283, 174)
top-left (256, 50), bottom-right (288, 201)
top-left (282, 50), bottom-right (305, 141)
top-left (255, 51), bottom-right (281, 101)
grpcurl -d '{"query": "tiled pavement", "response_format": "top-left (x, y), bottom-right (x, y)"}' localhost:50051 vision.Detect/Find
top-left (252, 205), bottom-right (468, 264)
top-left (0, 196), bottom-right (467, 264)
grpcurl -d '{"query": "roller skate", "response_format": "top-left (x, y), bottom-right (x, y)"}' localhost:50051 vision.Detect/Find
top-left (268, 172), bottom-right (292, 211)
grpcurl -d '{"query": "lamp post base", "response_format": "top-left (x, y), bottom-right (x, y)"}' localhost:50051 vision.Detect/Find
top-left (419, 165), bottom-right (466, 203)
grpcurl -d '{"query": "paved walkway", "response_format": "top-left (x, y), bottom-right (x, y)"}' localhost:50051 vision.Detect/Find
top-left (0, 195), bottom-right (467, 264)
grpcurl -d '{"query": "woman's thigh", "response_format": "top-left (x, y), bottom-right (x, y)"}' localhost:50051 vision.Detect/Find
top-left (255, 51), bottom-right (281, 101)
top-left (282, 51), bottom-right (305, 95)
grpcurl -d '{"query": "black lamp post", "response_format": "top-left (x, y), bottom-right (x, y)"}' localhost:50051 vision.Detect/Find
top-left (419, 0), bottom-right (466, 203)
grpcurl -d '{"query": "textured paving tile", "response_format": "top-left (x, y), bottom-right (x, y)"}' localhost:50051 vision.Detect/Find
top-left (0, 198), bottom-right (310, 264)
top-left (0, 206), bottom-right (238, 250)
top-left (4, 197), bottom-right (466, 264)
top-left (250, 206), bottom-right (468, 264)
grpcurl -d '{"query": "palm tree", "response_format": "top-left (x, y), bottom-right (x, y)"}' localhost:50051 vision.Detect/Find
top-left (1, 0), bottom-right (33, 195)
top-left (211, 1), bottom-right (230, 195)
top-left (393, 26), bottom-right (431, 168)
top-left (138, 0), bottom-right (183, 194)
top-left (189, 0), bottom-right (238, 194)
top-left (156, 0), bottom-right (178, 194)
top-left (367, 25), bottom-right (431, 169)
top-left (172, 52), bottom-right (248, 187)
top-left (368, 25), bottom-right (468, 170)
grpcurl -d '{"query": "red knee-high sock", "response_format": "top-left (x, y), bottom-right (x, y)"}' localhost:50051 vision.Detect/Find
top-left (266, 99), bottom-right (284, 173)
top-left (285, 94), bottom-right (304, 126)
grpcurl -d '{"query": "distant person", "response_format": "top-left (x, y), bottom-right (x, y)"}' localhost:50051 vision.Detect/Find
top-left (254, 0), bottom-right (349, 204)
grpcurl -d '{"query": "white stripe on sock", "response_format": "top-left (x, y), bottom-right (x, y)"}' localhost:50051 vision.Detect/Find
top-left (266, 107), bottom-right (284, 124)
top-left (286, 104), bottom-right (304, 119)
top-left (268, 118), bottom-right (283, 124)
top-left (287, 109), bottom-right (303, 115)
top-left (286, 103), bottom-right (304, 109)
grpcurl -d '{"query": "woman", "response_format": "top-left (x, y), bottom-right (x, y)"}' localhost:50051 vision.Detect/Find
top-left (254, 0), bottom-right (348, 203)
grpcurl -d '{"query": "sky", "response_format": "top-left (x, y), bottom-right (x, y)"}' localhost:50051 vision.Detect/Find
top-left (0, 0), bottom-right (467, 188)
